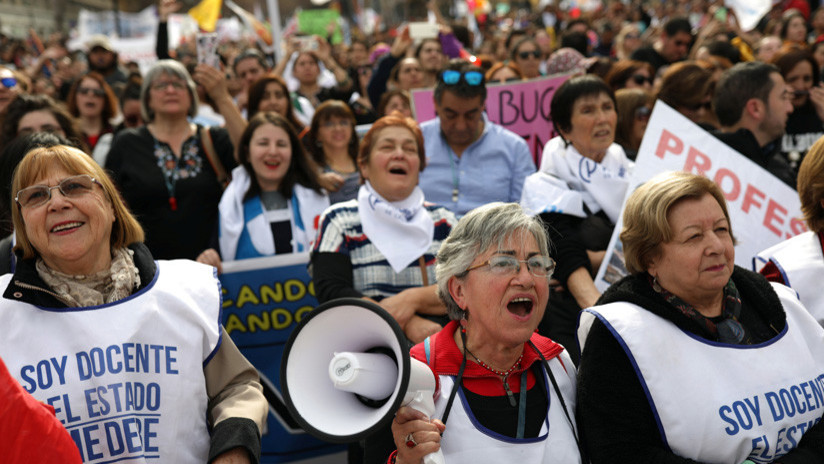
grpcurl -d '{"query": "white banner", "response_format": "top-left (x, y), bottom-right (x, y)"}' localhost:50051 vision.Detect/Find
top-left (726, 0), bottom-right (774, 32)
top-left (594, 101), bottom-right (806, 291)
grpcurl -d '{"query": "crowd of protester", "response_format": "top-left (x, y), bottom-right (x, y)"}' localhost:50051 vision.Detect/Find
top-left (4, 0), bottom-right (824, 462)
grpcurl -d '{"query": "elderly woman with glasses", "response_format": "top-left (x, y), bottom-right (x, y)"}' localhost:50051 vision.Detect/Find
top-left (577, 171), bottom-right (824, 463)
top-left (105, 59), bottom-right (236, 261)
top-left (389, 202), bottom-right (581, 464)
top-left (0, 145), bottom-right (267, 463)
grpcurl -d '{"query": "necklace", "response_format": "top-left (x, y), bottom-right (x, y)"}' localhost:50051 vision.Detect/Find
top-left (465, 347), bottom-right (523, 377)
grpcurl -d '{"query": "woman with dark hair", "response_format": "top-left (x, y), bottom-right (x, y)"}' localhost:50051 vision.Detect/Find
top-left (304, 100), bottom-right (360, 204)
top-left (656, 61), bottom-right (716, 128)
top-left (0, 94), bottom-right (88, 154)
top-left (781, 9), bottom-right (809, 48)
top-left (197, 112), bottom-right (329, 267)
top-left (772, 47), bottom-right (824, 168)
top-left (66, 71), bottom-right (119, 160)
top-left (247, 74), bottom-right (308, 133)
top-left (604, 59), bottom-right (654, 92)
top-left (520, 74), bottom-right (633, 363)
top-left (388, 57), bottom-right (425, 92)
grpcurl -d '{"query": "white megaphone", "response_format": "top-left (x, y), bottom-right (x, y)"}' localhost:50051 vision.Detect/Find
top-left (281, 298), bottom-right (445, 464)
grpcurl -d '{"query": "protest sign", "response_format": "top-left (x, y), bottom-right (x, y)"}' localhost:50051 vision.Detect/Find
top-left (593, 102), bottom-right (805, 292)
top-left (298, 9), bottom-right (343, 44)
top-left (411, 74), bottom-right (572, 165)
top-left (220, 254), bottom-right (344, 463)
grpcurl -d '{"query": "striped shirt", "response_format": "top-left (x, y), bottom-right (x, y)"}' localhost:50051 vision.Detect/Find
top-left (313, 200), bottom-right (456, 299)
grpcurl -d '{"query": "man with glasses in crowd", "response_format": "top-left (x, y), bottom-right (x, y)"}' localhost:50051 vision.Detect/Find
top-left (631, 17), bottom-right (693, 73)
top-left (419, 60), bottom-right (535, 216)
top-left (712, 61), bottom-right (797, 189)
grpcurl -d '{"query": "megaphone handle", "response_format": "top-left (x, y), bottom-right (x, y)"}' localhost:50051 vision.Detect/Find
top-left (423, 448), bottom-right (446, 464)
top-left (404, 392), bottom-right (446, 464)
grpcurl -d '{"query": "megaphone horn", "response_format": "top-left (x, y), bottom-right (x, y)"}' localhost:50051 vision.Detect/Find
top-left (281, 298), bottom-right (444, 464)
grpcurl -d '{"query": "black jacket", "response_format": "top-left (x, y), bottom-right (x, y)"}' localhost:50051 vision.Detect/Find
top-left (711, 128), bottom-right (797, 189)
top-left (577, 266), bottom-right (824, 464)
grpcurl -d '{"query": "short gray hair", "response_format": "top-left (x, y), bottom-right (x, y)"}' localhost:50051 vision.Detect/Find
top-left (140, 59), bottom-right (199, 122)
top-left (436, 203), bottom-right (550, 319)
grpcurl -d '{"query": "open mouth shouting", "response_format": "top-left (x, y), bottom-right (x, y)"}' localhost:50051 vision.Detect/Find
top-left (388, 166), bottom-right (408, 176)
top-left (263, 159), bottom-right (282, 170)
top-left (507, 296), bottom-right (534, 320)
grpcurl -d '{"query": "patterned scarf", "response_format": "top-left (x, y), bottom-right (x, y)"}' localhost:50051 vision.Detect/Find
top-left (649, 274), bottom-right (751, 344)
top-left (37, 247), bottom-right (141, 308)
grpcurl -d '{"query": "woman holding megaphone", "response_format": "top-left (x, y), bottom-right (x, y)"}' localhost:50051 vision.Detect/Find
top-left (388, 203), bottom-right (582, 464)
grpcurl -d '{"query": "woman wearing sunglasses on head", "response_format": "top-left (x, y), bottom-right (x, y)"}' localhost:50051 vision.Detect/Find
top-left (578, 171), bottom-right (824, 463)
top-left (520, 75), bottom-right (633, 364)
top-left (66, 72), bottom-right (119, 163)
top-left (389, 202), bottom-right (582, 464)
top-left (0, 145), bottom-right (267, 464)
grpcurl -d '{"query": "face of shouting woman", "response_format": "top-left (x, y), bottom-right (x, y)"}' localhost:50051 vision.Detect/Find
top-left (248, 122), bottom-right (292, 192)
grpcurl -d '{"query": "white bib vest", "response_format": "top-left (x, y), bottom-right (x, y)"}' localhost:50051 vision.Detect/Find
top-left (578, 283), bottom-right (824, 464)
top-left (433, 352), bottom-right (582, 463)
top-left (756, 231), bottom-right (824, 326)
top-left (0, 260), bottom-right (222, 464)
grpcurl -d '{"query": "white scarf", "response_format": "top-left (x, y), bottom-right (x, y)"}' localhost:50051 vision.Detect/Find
top-left (219, 165), bottom-right (329, 260)
top-left (357, 181), bottom-right (434, 273)
top-left (521, 136), bottom-right (632, 223)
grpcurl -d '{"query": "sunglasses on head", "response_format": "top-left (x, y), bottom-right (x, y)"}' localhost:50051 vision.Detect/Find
top-left (1, 77), bottom-right (17, 89)
top-left (518, 50), bottom-right (541, 60)
top-left (78, 87), bottom-right (106, 97)
top-left (441, 70), bottom-right (484, 86)
top-left (631, 74), bottom-right (653, 86)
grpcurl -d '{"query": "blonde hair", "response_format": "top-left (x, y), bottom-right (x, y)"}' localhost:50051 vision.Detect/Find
top-left (797, 136), bottom-right (824, 234)
top-left (12, 145), bottom-right (144, 259)
top-left (621, 171), bottom-right (736, 274)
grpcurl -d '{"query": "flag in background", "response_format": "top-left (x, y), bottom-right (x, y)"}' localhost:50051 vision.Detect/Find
top-left (226, 0), bottom-right (274, 50)
top-left (189, 0), bottom-right (223, 32)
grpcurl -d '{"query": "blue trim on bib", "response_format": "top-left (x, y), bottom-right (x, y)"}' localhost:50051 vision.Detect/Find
top-left (204, 266), bottom-right (224, 367)
top-left (452, 364), bottom-right (550, 444)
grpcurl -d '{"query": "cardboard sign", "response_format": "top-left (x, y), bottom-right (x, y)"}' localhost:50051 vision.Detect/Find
top-left (593, 102), bottom-right (805, 291)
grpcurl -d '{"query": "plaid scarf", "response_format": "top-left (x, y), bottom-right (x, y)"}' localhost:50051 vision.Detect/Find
top-left (649, 275), bottom-right (751, 344)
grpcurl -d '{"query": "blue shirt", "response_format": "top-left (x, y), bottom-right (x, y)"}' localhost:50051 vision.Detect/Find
top-left (419, 114), bottom-right (535, 216)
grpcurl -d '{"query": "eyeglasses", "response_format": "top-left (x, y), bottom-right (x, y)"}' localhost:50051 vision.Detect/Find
top-left (78, 87), bottom-right (105, 97)
top-left (631, 74), bottom-right (653, 86)
top-left (1, 77), bottom-right (17, 88)
top-left (441, 70), bottom-right (484, 86)
top-left (625, 33), bottom-right (641, 40)
top-left (465, 255), bottom-right (555, 278)
top-left (635, 106), bottom-right (651, 120)
top-left (321, 119), bottom-right (353, 129)
top-left (16, 175), bottom-right (101, 209)
top-left (151, 80), bottom-right (187, 91)
top-left (517, 50), bottom-right (542, 60)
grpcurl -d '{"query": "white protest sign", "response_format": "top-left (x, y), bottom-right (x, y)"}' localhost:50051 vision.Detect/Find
top-left (594, 101), bottom-right (805, 291)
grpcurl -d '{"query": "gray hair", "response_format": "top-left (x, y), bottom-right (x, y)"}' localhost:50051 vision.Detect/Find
top-left (435, 202), bottom-right (550, 320)
top-left (140, 59), bottom-right (199, 122)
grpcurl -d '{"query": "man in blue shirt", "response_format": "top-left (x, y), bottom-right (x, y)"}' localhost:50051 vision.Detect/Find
top-left (419, 61), bottom-right (535, 216)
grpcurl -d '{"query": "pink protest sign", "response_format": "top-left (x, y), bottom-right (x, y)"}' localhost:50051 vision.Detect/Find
top-left (411, 73), bottom-right (572, 166)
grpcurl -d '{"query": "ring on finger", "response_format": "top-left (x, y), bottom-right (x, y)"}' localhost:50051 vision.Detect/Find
top-left (405, 433), bottom-right (417, 448)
